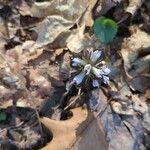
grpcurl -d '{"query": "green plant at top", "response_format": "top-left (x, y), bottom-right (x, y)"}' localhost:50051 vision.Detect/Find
top-left (93, 16), bottom-right (118, 44)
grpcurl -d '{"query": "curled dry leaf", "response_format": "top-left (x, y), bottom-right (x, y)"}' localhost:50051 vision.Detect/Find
top-left (47, 64), bottom-right (65, 87)
top-left (93, 0), bottom-right (120, 18)
top-left (16, 0), bottom-right (32, 16)
top-left (111, 101), bottom-right (135, 115)
top-left (145, 89), bottom-right (150, 100)
top-left (31, 0), bottom-right (95, 47)
top-left (121, 26), bottom-right (150, 78)
top-left (66, 25), bottom-right (85, 53)
top-left (32, 16), bottom-right (73, 46)
top-left (41, 107), bottom-right (107, 150)
top-left (67, 30), bottom-right (103, 53)
top-left (129, 76), bottom-right (150, 93)
top-left (0, 86), bottom-right (16, 103)
top-left (100, 0), bottom-right (119, 15)
top-left (59, 52), bottom-right (71, 81)
top-left (90, 89), bottom-right (146, 150)
top-left (110, 91), bottom-right (148, 115)
top-left (126, 0), bottom-right (145, 16)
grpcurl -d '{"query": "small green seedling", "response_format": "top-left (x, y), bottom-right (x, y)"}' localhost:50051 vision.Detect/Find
top-left (0, 111), bottom-right (7, 122)
top-left (93, 16), bottom-right (118, 44)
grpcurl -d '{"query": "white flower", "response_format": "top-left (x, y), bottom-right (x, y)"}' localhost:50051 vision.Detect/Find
top-left (71, 50), bottom-right (111, 87)
top-left (72, 58), bottom-right (86, 66)
top-left (90, 50), bottom-right (102, 63)
top-left (84, 64), bottom-right (92, 75)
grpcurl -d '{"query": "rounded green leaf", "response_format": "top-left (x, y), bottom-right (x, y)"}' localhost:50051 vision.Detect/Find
top-left (93, 16), bottom-right (117, 44)
top-left (0, 112), bottom-right (7, 122)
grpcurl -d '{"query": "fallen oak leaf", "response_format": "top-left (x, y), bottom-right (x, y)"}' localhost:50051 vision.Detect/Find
top-left (40, 107), bottom-right (107, 150)
top-left (40, 107), bottom-right (87, 150)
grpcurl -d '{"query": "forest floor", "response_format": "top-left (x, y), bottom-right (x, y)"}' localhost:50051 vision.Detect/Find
top-left (0, 0), bottom-right (150, 150)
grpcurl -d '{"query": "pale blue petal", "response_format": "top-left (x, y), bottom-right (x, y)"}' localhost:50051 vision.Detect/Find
top-left (92, 80), bottom-right (99, 87)
top-left (72, 58), bottom-right (86, 66)
top-left (91, 67), bottom-right (103, 78)
top-left (72, 62), bottom-right (78, 66)
top-left (90, 50), bottom-right (102, 63)
top-left (103, 76), bottom-right (109, 84)
top-left (101, 66), bottom-right (111, 75)
top-left (73, 72), bottom-right (85, 85)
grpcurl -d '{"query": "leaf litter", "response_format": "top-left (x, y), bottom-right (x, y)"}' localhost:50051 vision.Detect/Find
top-left (0, 0), bottom-right (150, 150)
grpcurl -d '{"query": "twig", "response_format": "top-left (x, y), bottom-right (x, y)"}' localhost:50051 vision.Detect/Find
top-left (64, 88), bottom-right (82, 110)
top-left (0, 121), bottom-right (24, 134)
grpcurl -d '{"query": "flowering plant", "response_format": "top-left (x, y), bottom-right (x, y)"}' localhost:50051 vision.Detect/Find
top-left (71, 49), bottom-right (111, 88)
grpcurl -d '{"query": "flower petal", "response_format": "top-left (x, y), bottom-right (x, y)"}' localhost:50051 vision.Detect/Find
top-left (90, 50), bottom-right (102, 63)
top-left (72, 58), bottom-right (86, 66)
top-left (103, 75), bottom-right (109, 84)
top-left (91, 67), bottom-right (103, 78)
top-left (101, 66), bottom-right (111, 75)
top-left (92, 80), bottom-right (99, 87)
top-left (73, 72), bottom-right (85, 85)
top-left (72, 62), bottom-right (78, 66)
top-left (84, 64), bottom-right (92, 75)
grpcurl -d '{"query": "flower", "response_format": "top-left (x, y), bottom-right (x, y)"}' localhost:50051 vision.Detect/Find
top-left (73, 71), bottom-right (85, 85)
top-left (90, 50), bottom-right (102, 63)
top-left (71, 49), bottom-right (111, 87)
top-left (72, 58), bottom-right (86, 66)
top-left (92, 80), bottom-right (99, 87)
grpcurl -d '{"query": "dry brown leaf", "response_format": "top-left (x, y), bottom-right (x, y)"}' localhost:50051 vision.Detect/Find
top-left (90, 89), bottom-right (146, 150)
top-left (111, 101), bottom-right (135, 115)
top-left (126, 0), bottom-right (145, 16)
top-left (47, 64), bottom-right (65, 87)
top-left (100, 0), bottom-right (119, 15)
top-left (29, 69), bottom-right (52, 97)
top-left (54, 48), bottom-right (64, 56)
top-left (66, 25), bottom-right (85, 53)
top-left (110, 90), bottom-right (148, 115)
top-left (31, 0), bottom-right (87, 46)
top-left (129, 76), bottom-right (150, 93)
top-left (121, 26), bottom-right (150, 78)
top-left (31, 0), bottom-right (91, 20)
top-left (41, 107), bottom-right (107, 150)
top-left (59, 51), bottom-right (71, 81)
top-left (33, 16), bottom-right (74, 46)
top-left (71, 116), bottom-right (107, 150)
top-left (31, 0), bottom-right (96, 50)
top-left (17, 0), bottom-right (31, 16)
top-left (145, 89), bottom-right (150, 100)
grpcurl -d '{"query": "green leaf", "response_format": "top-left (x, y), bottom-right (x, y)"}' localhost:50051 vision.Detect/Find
top-left (0, 112), bottom-right (7, 122)
top-left (93, 16), bottom-right (118, 44)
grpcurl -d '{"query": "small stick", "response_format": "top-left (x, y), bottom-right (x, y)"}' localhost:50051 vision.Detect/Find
top-left (64, 88), bottom-right (82, 110)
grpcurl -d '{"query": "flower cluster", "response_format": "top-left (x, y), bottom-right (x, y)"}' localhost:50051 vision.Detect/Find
top-left (71, 50), bottom-right (111, 88)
